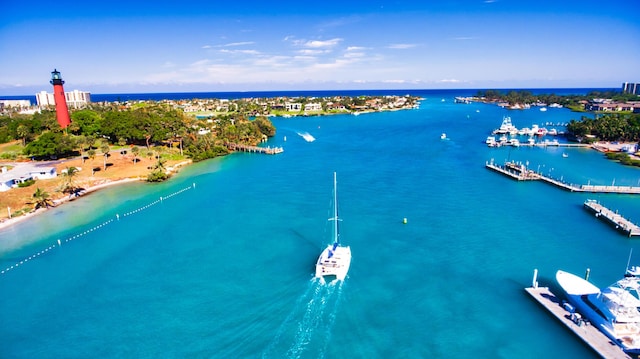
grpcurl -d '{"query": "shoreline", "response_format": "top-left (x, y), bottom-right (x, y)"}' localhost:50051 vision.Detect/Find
top-left (0, 158), bottom-right (193, 232)
top-left (0, 177), bottom-right (142, 231)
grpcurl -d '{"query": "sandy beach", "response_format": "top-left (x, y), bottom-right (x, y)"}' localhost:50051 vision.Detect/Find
top-left (0, 177), bottom-right (143, 231)
top-left (0, 153), bottom-right (192, 232)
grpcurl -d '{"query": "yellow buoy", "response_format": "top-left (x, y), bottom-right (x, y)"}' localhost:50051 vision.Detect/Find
top-left (403, 218), bottom-right (408, 224)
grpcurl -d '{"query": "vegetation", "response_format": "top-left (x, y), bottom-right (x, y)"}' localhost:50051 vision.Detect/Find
top-left (31, 187), bottom-right (54, 209)
top-left (566, 113), bottom-right (640, 142)
top-left (475, 89), bottom-right (639, 108)
top-left (17, 179), bottom-right (35, 188)
top-left (60, 166), bottom-right (80, 196)
top-left (605, 152), bottom-right (640, 168)
top-left (0, 102), bottom-right (277, 181)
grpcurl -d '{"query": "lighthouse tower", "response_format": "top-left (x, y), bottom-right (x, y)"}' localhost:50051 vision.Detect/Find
top-left (50, 69), bottom-right (71, 129)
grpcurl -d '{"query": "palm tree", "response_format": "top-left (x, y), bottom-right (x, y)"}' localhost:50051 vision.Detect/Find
top-left (100, 144), bottom-right (110, 171)
top-left (32, 187), bottom-right (54, 209)
top-left (16, 124), bottom-right (28, 146)
top-left (61, 166), bottom-right (79, 196)
top-left (131, 146), bottom-right (140, 165)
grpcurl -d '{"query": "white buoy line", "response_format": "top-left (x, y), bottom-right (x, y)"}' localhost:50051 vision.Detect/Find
top-left (1, 183), bottom-right (195, 277)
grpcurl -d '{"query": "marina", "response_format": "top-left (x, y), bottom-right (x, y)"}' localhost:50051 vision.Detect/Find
top-left (525, 282), bottom-right (630, 359)
top-left (583, 200), bottom-right (640, 237)
top-left (486, 160), bottom-right (640, 194)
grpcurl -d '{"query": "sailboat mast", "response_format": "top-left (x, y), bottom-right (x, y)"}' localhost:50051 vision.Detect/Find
top-left (333, 172), bottom-right (340, 245)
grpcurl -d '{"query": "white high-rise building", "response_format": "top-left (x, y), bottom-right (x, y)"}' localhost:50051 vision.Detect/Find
top-left (36, 90), bottom-right (91, 108)
top-left (622, 82), bottom-right (640, 95)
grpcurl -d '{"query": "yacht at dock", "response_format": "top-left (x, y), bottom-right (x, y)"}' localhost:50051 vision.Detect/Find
top-left (556, 269), bottom-right (640, 355)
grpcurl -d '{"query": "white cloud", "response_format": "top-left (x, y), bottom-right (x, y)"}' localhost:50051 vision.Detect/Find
top-left (219, 49), bottom-right (261, 55)
top-left (438, 79), bottom-right (462, 83)
top-left (223, 41), bottom-right (255, 47)
top-left (252, 55), bottom-right (292, 68)
top-left (201, 45), bottom-right (212, 49)
top-left (344, 51), bottom-right (365, 59)
top-left (293, 55), bottom-right (317, 61)
top-left (297, 49), bottom-right (328, 55)
top-left (387, 43), bottom-right (418, 49)
top-left (304, 38), bottom-right (343, 48)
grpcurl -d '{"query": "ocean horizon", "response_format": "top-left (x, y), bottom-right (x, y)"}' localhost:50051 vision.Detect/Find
top-left (1, 87), bottom-right (619, 104)
top-left (1, 88), bottom-right (638, 358)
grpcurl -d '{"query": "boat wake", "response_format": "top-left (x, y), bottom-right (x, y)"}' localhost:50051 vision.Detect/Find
top-left (297, 132), bottom-right (316, 142)
top-left (262, 278), bottom-right (344, 359)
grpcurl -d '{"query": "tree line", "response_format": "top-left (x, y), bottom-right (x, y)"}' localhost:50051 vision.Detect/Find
top-left (566, 113), bottom-right (640, 142)
top-left (0, 102), bottom-right (276, 162)
top-left (475, 89), bottom-right (639, 109)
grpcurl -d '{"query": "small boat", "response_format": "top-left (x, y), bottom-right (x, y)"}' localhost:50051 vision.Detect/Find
top-left (315, 172), bottom-right (352, 282)
top-left (556, 269), bottom-right (640, 355)
top-left (562, 153), bottom-right (568, 158)
top-left (297, 132), bottom-right (316, 142)
top-left (440, 133), bottom-right (447, 140)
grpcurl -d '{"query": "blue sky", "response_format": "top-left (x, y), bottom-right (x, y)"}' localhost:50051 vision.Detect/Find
top-left (1, 0), bottom-right (639, 95)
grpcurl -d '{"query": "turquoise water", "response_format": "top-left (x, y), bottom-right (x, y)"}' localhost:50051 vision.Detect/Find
top-left (1, 95), bottom-right (639, 358)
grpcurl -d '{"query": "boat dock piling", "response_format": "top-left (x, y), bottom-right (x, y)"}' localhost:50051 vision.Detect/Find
top-left (226, 143), bottom-right (284, 155)
top-left (525, 270), bottom-right (630, 359)
top-left (486, 160), bottom-right (640, 194)
top-left (583, 200), bottom-right (640, 237)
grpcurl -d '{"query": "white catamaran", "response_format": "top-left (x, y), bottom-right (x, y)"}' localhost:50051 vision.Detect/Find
top-left (315, 172), bottom-right (351, 282)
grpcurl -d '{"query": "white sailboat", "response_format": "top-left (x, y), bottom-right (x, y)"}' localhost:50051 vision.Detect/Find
top-left (315, 172), bottom-right (352, 282)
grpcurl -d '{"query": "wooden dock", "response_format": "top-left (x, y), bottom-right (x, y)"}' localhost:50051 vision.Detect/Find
top-left (525, 285), bottom-right (630, 359)
top-left (583, 200), bottom-right (640, 237)
top-left (486, 160), bottom-right (640, 194)
top-left (227, 143), bottom-right (283, 155)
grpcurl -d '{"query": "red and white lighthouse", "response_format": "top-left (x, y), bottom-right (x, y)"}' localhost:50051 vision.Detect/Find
top-left (50, 69), bottom-right (71, 129)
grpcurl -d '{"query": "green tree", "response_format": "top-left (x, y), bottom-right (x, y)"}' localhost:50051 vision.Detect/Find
top-left (131, 146), bottom-right (140, 165)
top-left (100, 143), bottom-right (110, 171)
top-left (23, 132), bottom-right (75, 158)
top-left (32, 187), bottom-right (54, 209)
top-left (16, 124), bottom-right (28, 146)
top-left (60, 166), bottom-right (80, 196)
top-left (70, 109), bottom-right (101, 135)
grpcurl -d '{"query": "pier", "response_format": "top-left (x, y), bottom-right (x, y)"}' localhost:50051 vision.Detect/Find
top-left (525, 284), bottom-right (630, 359)
top-left (583, 199), bottom-right (640, 237)
top-left (226, 143), bottom-right (283, 155)
top-left (485, 160), bottom-right (640, 194)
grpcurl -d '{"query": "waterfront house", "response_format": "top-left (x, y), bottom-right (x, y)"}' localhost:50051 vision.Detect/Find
top-left (0, 164), bottom-right (57, 192)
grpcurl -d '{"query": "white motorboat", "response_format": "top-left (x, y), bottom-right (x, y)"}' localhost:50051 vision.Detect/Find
top-left (556, 270), bottom-right (640, 355)
top-left (315, 172), bottom-right (351, 282)
top-left (440, 133), bottom-right (447, 140)
top-left (493, 116), bottom-right (518, 135)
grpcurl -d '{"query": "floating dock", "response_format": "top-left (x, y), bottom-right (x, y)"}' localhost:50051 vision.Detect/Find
top-left (525, 283), bottom-right (630, 359)
top-left (486, 160), bottom-right (640, 194)
top-left (583, 199), bottom-right (640, 237)
top-left (226, 143), bottom-right (283, 155)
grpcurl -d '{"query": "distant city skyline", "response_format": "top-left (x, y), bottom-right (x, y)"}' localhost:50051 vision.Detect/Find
top-left (1, 0), bottom-right (639, 96)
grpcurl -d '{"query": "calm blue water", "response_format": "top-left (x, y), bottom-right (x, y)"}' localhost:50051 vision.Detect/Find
top-left (1, 92), bottom-right (639, 358)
